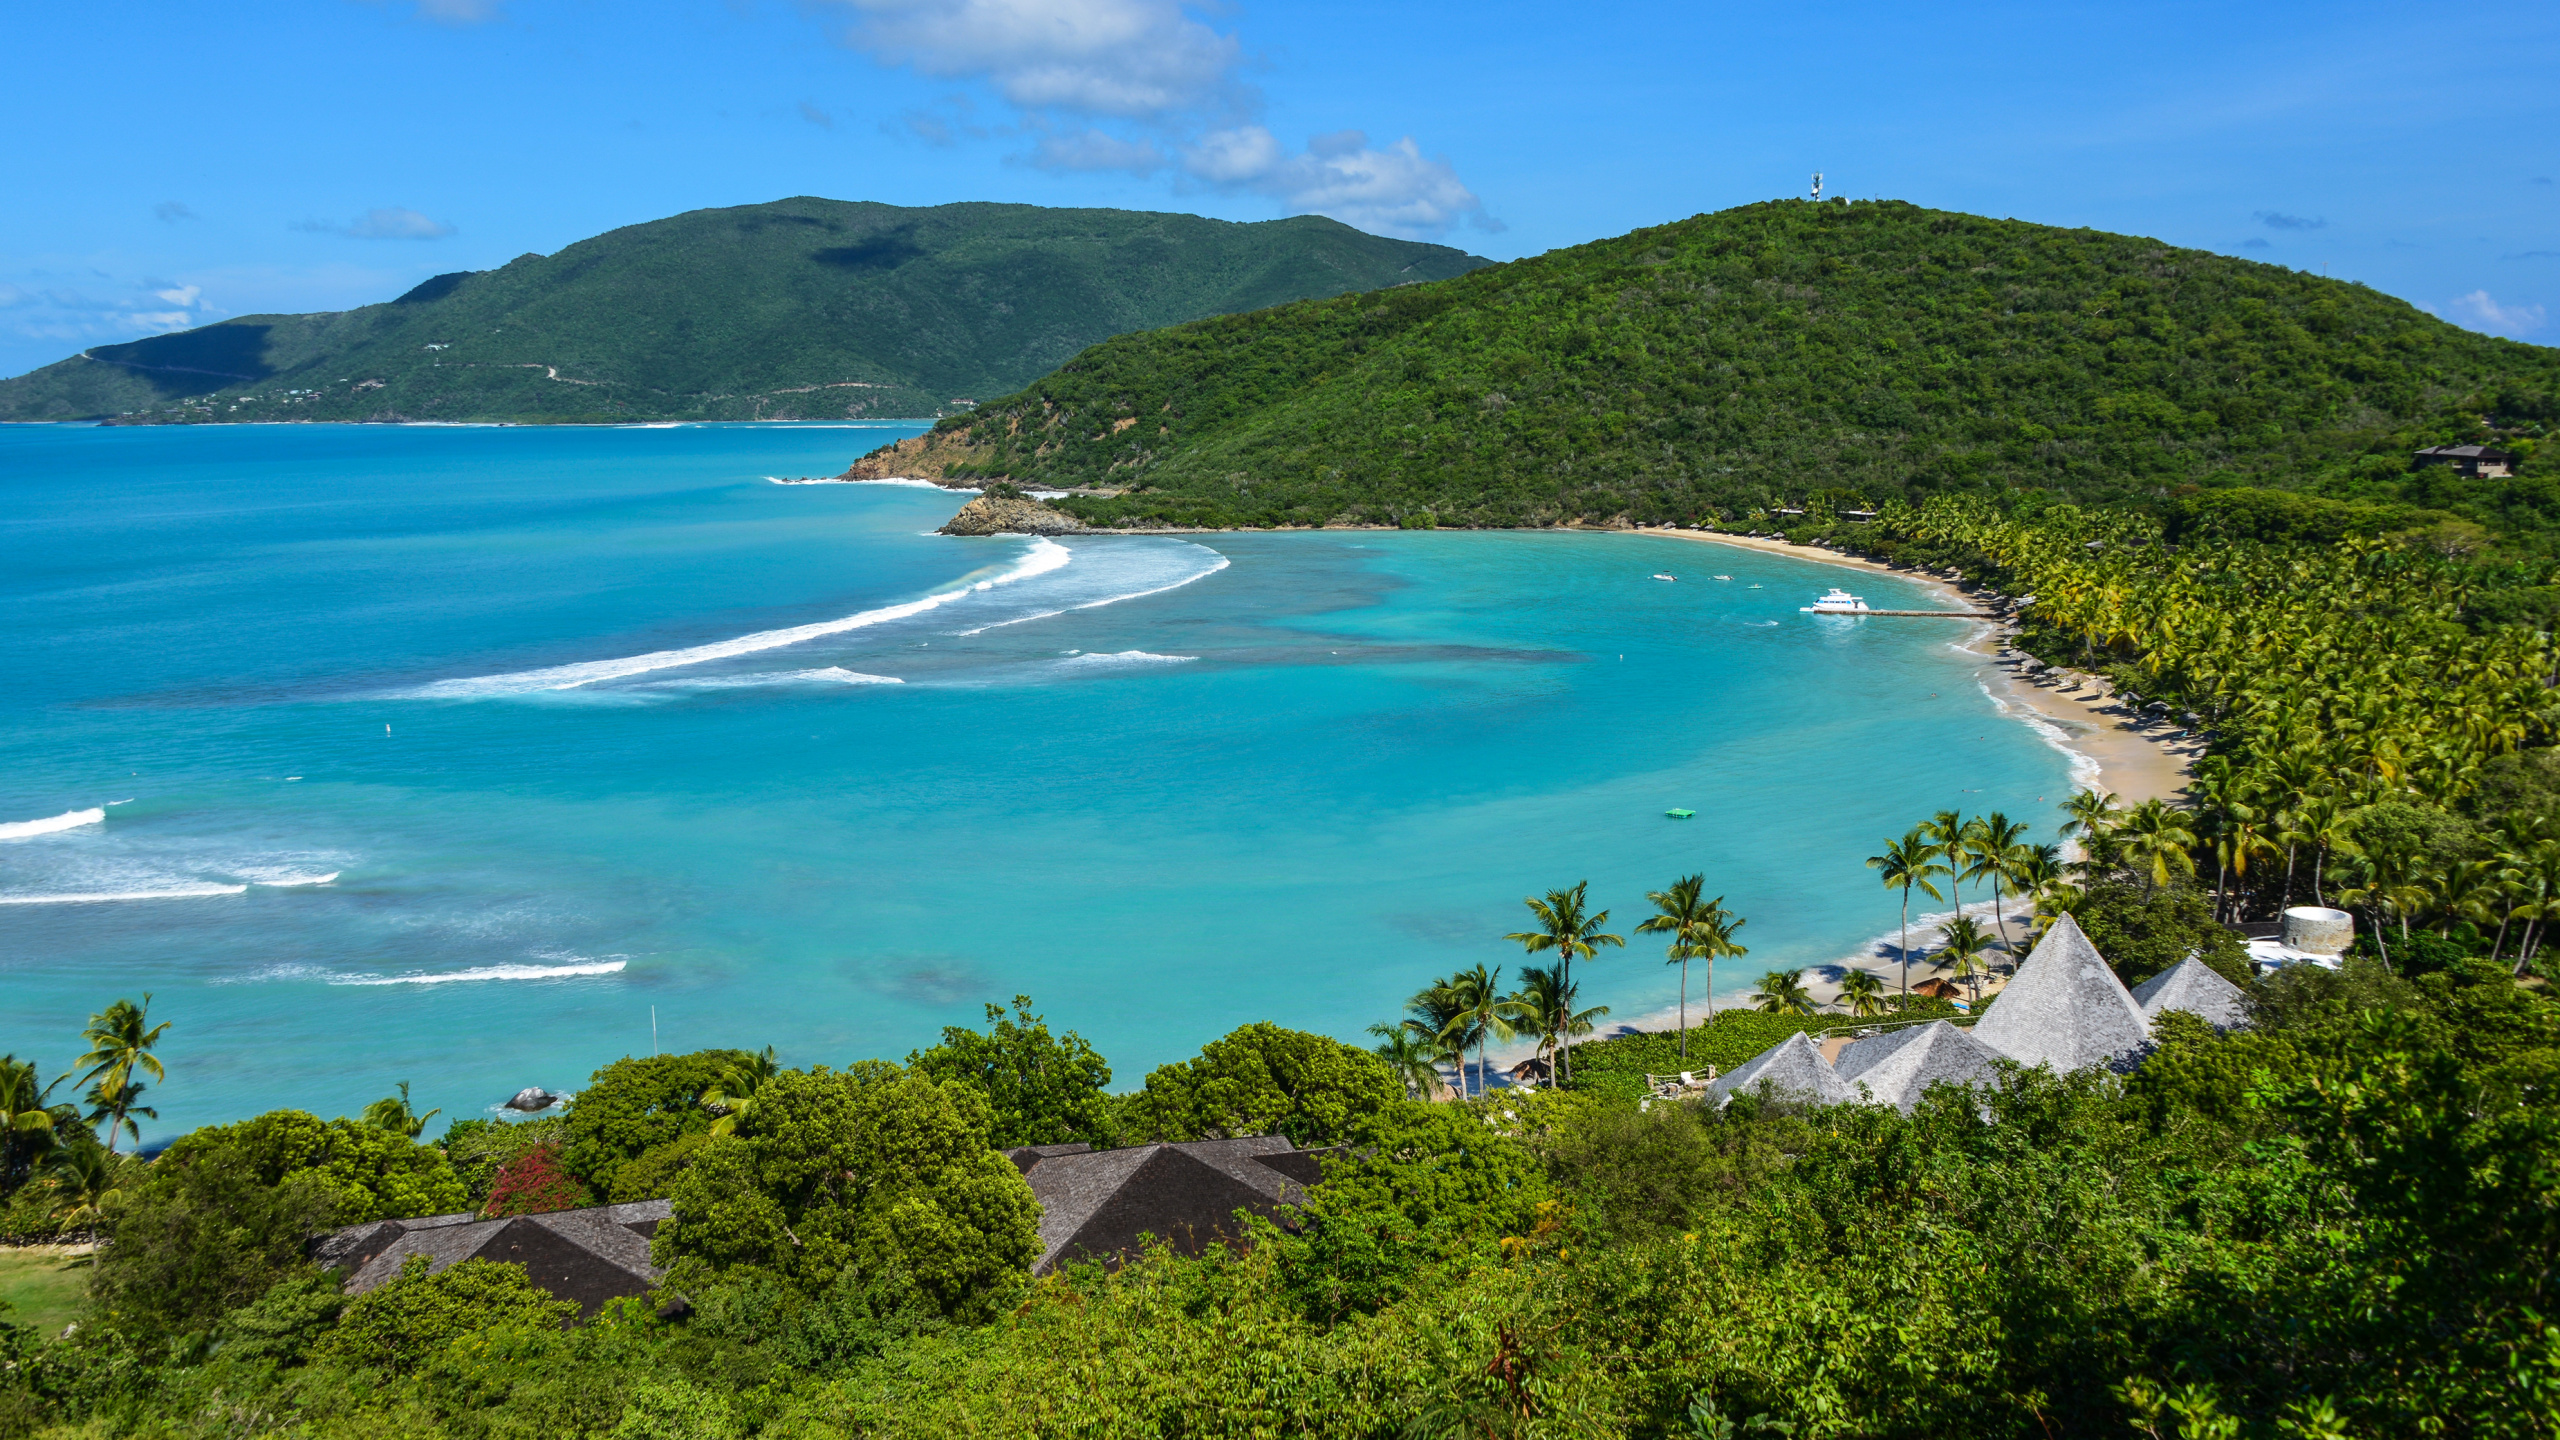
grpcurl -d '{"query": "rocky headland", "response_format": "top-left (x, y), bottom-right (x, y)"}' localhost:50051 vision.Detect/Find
top-left (939, 495), bottom-right (1091, 536)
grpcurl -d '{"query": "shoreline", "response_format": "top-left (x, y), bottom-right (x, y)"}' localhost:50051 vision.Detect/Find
top-left (1629, 526), bottom-right (2193, 808)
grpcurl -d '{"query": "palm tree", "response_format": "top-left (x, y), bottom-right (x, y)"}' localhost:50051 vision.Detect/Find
top-left (705, 1046), bottom-right (783, 1137)
top-left (1969, 812), bottom-right (2031, 947)
top-left (1836, 969), bottom-right (1887, 1018)
top-left (1932, 915), bottom-right (1997, 1004)
top-left (1366, 1025), bottom-right (1446, 1101)
top-left (1751, 969), bottom-right (1817, 1017)
top-left (2116, 799), bottom-right (2201, 893)
top-left (1866, 830), bottom-right (1950, 999)
top-left (1636, 877), bottom-right (1744, 1058)
top-left (1438, 964), bottom-right (1514, 1099)
top-left (1505, 882), bottom-right (1623, 1084)
top-left (1928, 810), bottom-right (1974, 914)
top-left (1692, 909), bottom-right (1750, 1040)
top-left (2059, 788), bottom-right (2121, 844)
top-left (1637, 875), bottom-right (1716, 1047)
top-left (1504, 963), bottom-right (1609, 1075)
top-left (82, 1079), bottom-right (155, 1153)
top-left (47, 1142), bottom-right (118, 1239)
top-left (63, 995), bottom-right (168, 1155)
top-left (361, 1081), bottom-right (442, 1139)
top-left (0, 1057), bottom-right (61, 1193)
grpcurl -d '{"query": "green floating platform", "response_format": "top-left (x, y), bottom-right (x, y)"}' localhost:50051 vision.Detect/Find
top-left (1665, 808), bottom-right (1696, 819)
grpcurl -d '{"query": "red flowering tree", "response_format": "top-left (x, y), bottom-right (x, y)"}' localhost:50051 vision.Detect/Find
top-left (482, 1141), bottom-right (591, 1217)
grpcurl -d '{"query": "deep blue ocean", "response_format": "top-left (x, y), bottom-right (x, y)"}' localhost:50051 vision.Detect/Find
top-left (0, 422), bottom-right (2076, 1138)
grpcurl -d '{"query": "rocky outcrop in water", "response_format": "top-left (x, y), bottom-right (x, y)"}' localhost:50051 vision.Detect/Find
top-left (940, 496), bottom-right (1091, 536)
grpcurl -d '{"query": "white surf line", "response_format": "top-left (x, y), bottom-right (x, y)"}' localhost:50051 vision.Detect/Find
top-left (0, 884), bottom-right (249, 905)
top-left (408, 538), bottom-right (1070, 696)
top-left (329, 957), bottom-right (628, 985)
top-left (953, 548), bottom-right (1231, 636)
top-left (0, 807), bottom-right (106, 840)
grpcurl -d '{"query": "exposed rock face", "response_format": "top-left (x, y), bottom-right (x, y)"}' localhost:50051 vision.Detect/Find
top-left (504, 1087), bottom-right (560, 1112)
top-left (842, 432), bottom-right (984, 482)
top-left (940, 496), bottom-right (1090, 536)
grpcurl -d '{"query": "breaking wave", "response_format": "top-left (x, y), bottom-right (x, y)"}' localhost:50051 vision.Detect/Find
top-left (329, 956), bottom-right (628, 986)
top-left (1059, 650), bottom-right (1198, 667)
top-left (0, 808), bottom-right (105, 840)
top-left (406, 539), bottom-right (1070, 697)
top-left (0, 883), bottom-right (247, 905)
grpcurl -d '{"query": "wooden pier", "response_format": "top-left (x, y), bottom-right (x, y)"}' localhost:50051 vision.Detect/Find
top-left (1806, 609), bottom-right (1996, 618)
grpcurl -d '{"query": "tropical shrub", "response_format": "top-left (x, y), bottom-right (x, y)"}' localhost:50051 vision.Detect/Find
top-left (443, 1115), bottom-right (566, 1206)
top-left (562, 1050), bottom-right (746, 1200)
top-left (2067, 880), bottom-right (2253, 986)
top-left (320, 1255), bottom-right (579, 1371)
top-left (907, 995), bottom-right (1116, 1147)
top-left (1129, 1022), bottom-right (1400, 1145)
top-left (483, 1141), bottom-right (592, 1217)
top-left (654, 1066), bottom-right (1039, 1322)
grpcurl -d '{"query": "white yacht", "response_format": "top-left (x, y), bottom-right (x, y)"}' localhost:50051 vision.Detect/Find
top-left (1803, 587), bottom-right (1870, 613)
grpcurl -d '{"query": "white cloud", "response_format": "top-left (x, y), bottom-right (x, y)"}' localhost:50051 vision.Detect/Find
top-left (798, 100), bottom-right (835, 129)
top-left (0, 276), bottom-right (221, 351)
top-left (295, 207), bottom-right (458, 240)
top-left (822, 0), bottom-right (1491, 236)
top-left (1179, 127), bottom-right (1491, 238)
top-left (2445, 289), bottom-right (2547, 337)
top-left (828, 0), bottom-right (1239, 119)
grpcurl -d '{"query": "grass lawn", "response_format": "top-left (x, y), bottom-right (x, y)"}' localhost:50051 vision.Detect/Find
top-left (0, 1247), bottom-right (91, 1337)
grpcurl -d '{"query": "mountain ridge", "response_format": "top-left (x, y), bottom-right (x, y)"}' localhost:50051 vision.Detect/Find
top-left (0, 198), bottom-right (1489, 424)
top-left (854, 199), bottom-right (2560, 536)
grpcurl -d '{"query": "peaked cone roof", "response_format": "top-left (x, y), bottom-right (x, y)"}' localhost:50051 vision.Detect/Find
top-left (1707, 1030), bottom-right (1853, 1108)
top-left (2130, 956), bottom-right (2251, 1030)
top-left (1970, 913), bottom-right (2150, 1071)
top-left (1015, 1136), bottom-right (1318, 1275)
top-left (1836, 1020), bottom-right (2008, 1111)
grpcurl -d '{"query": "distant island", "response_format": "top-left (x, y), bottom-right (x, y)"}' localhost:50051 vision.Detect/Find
top-left (0, 199), bottom-right (1488, 426)
top-left (849, 199), bottom-right (2559, 542)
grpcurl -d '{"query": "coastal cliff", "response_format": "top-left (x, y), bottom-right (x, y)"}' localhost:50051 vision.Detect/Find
top-left (939, 495), bottom-right (1090, 536)
top-left (843, 432), bottom-right (987, 484)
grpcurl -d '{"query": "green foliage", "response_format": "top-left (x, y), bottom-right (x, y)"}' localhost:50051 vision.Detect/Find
top-left (2067, 880), bottom-right (2254, 987)
top-left (883, 199), bottom-right (2560, 534)
top-left (564, 1050), bottom-right (745, 1200)
top-left (0, 199), bottom-right (1487, 424)
top-left (88, 1156), bottom-right (337, 1334)
top-left (89, 1109), bottom-right (462, 1333)
top-left (320, 1256), bottom-right (579, 1371)
top-left (906, 995), bottom-right (1115, 1146)
top-left (442, 1114), bottom-right (566, 1206)
top-left (213, 1269), bottom-right (348, 1364)
top-left (654, 1066), bottom-right (1039, 1323)
top-left (1129, 1022), bottom-right (1401, 1145)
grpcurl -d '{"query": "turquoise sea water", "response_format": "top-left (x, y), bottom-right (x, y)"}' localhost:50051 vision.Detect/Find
top-left (0, 423), bottom-right (2076, 1138)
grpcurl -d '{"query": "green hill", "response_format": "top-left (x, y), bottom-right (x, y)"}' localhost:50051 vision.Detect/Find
top-left (0, 199), bottom-right (1489, 424)
top-left (871, 199), bottom-right (2560, 535)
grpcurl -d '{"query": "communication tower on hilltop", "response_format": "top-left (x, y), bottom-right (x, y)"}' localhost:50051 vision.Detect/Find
top-left (1810, 172), bottom-right (1824, 202)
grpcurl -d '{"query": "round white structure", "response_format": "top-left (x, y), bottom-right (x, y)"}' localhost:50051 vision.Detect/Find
top-left (2282, 906), bottom-right (2353, 955)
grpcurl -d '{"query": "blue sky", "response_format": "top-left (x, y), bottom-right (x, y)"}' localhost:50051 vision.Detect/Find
top-left (3, 0), bottom-right (2554, 380)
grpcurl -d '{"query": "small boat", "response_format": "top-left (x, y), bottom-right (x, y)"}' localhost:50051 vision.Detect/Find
top-left (1747, 583), bottom-right (1762, 589)
top-left (1803, 587), bottom-right (1870, 613)
top-left (1713, 575), bottom-right (1731, 581)
top-left (1665, 808), bottom-right (1696, 820)
top-left (1652, 573), bottom-right (1676, 582)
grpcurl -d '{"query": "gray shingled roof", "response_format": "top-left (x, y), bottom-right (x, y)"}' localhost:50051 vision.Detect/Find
top-left (1706, 1031), bottom-right (1853, 1108)
top-left (1970, 913), bottom-right (2149, 1071)
top-left (314, 1199), bottom-right (672, 1317)
top-left (2130, 957), bottom-right (2251, 1030)
top-left (1836, 1021), bottom-right (2008, 1111)
top-left (1015, 1136), bottom-right (1317, 1275)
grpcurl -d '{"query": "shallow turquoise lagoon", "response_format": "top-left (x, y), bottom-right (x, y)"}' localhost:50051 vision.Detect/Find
top-left (0, 423), bottom-right (2075, 1136)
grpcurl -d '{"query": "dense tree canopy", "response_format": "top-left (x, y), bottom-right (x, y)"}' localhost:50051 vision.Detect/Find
top-left (870, 199), bottom-right (2559, 536)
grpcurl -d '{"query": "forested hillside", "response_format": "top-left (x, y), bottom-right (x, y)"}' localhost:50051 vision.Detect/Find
top-left (865, 200), bottom-right (2560, 534)
top-left (0, 200), bottom-right (1487, 424)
